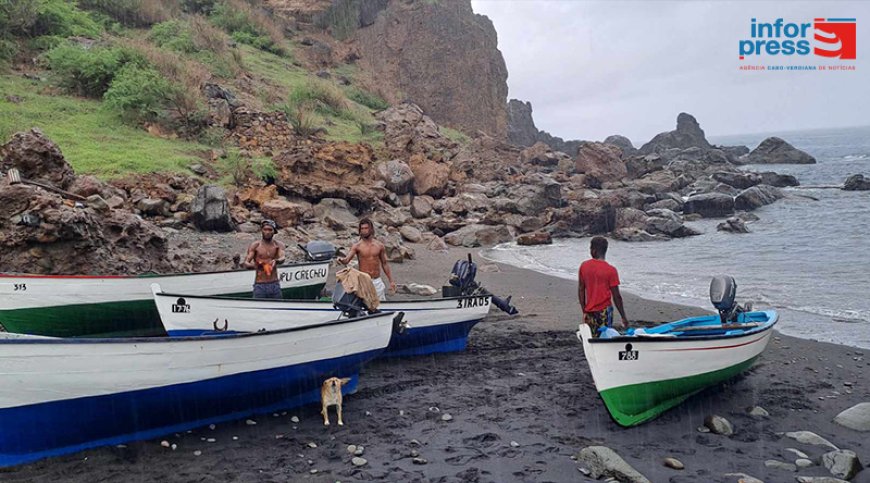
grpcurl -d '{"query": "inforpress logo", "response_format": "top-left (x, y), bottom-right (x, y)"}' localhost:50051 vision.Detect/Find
top-left (814, 18), bottom-right (857, 59)
top-left (739, 17), bottom-right (857, 60)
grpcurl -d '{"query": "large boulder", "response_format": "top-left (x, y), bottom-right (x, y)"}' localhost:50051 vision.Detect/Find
top-left (261, 199), bottom-right (307, 228)
top-left (516, 231), bottom-right (552, 246)
top-left (734, 185), bottom-right (783, 211)
top-left (376, 159), bottom-right (415, 195)
top-left (575, 446), bottom-right (651, 483)
top-left (717, 217), bottom-right (750, 234)
top-left (834, 402), bottom-right (870, 431)
top-left (312, 198), bottom-right (358, 227)
top-left (0, 128), bottom-right (77, 189)
top-left (744, 137), bottom-right (816, 164)
top-left (843, 174), bottom-right (870, 191)
top-left (519, 142), bottom-right (560, 167)
top-left (625, 154), bottom-right (668, 178)
top-left (760, 171), bottom-right (800, 187)
top-left (683, 193), bottom-right (734, 218)
top-left (639, 113), bottom-right (712, 154)
top-left (821, 450), bottom-right (863, 480)
top-left (443, 224), bottom-right (514, 247)
top-left (410, 195), bottom-right (434, 218)
top-left (191, 185), bottom-right (234, 232)
top-left (408, 154), bottom-right (450, 197)
top-left (712, 171), bottom-right (762, 190)
top-left (574, 141), bottom-right (627, 182)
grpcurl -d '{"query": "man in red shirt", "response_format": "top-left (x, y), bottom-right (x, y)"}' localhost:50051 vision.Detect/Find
top-left (578, 237), bottom-right (629, 337)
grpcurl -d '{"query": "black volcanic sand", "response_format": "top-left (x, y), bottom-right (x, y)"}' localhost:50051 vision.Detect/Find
top-left (3, 244), bottom-right (869, 482)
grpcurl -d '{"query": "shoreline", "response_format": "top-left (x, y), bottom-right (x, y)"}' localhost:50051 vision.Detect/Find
top-left (4, 243), bottom-right (868, 482)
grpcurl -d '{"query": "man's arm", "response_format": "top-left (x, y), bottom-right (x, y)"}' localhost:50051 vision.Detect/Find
top-left (338, 243), bottom-right (358, 265)
top-left (577, 276), bottom-right (586, 313)
top-left (611, 286), bottom-right (629, 328)
top-left (379, 244), bottom-right (396, 293)
top-left (243, 242), bottom-right (258, 269)
top-left (274, 242), bottom-right (286, 266)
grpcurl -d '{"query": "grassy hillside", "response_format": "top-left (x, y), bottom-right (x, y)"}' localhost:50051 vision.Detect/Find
top-left (0, 0), bottom-right (391, 179)
top-left (1, 75), bottom-right (210, 178)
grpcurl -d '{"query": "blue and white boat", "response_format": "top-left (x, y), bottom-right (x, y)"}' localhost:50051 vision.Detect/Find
top-left (0, 311), bottom-right (399, 467)
top-left (152, 283), bottom-right (493, 357)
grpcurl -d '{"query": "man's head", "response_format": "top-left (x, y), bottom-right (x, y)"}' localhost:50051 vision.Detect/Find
top-left (590, 236), bottom-right (608, 259)
top-left (261, 219), bottom-right (277, 241)
top-left (358, 218), bottom-right (374, 240)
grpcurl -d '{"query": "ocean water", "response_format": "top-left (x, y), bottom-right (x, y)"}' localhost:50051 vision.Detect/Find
top-left (483, 125), bottom-right (870, 349)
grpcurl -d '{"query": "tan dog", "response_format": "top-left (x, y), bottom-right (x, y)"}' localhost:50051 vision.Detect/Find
top-left (320, 377), bottom-right (351, 426)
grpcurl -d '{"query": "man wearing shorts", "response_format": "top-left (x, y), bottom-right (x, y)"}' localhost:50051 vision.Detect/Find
top-left (244, 219), bottom-right (286, 299)
top-left (338, 219), bottom-right (396, 301)
top-left (578, 236), bottom-right (630, 337)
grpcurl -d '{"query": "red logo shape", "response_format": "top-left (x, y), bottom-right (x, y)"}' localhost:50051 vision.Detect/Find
top-left (814, 19), bottom-right (856, 59)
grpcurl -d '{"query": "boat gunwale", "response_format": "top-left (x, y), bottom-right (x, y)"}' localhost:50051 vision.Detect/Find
top-left (0, 260), bottom-right (330, 280)
top-left (586, 311), bottom-right (778, 345)
top-left (0, 311), bottom-right (399, 345)
top-left (154, 290), bottom-right (493, 305)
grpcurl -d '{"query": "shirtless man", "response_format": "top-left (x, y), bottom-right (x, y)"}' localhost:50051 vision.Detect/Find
top-left (338, 219), bottom-right (396, 300)
top-left (244, 219), bottom-right (286, 299)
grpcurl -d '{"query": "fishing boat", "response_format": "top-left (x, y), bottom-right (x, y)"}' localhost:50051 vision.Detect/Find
top-left (0, 261), bottom-right (329, 337)
top-left (577, 276), bottom-right (778, 427)
top-left (0, 310), bottom-right (401, 467)
top-left (152, 283), bottom-right (494, 357)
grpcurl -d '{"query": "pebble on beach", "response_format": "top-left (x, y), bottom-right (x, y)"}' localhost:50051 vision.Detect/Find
top-left (160, 440), bottom-right (170, 448)
top-left (347, 445), bottom-right (357, 454)
top-left (245, 419), bottom-right (256, 426)
top-left (704, 415), bottom-right (734, 436)
top-left (307, 442), bottom-right (317, 448)
top-left (351, 457), bottom-right (367, 467)
top-left (412, 457), bottom-right (428, 465)
top-left (663, 457), bottom-right (684, 470)
top-left (291, 416), bottom-right (300, 423)
top-left (441, 413), bottom-right (453, 422)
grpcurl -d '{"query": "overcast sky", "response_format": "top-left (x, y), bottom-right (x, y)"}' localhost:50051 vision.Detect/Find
top-left (471, 1), bottom-right (869, 146)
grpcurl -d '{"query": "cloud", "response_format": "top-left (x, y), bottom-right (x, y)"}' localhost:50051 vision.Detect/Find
top-left (472, 0), bottom-right (870, 144)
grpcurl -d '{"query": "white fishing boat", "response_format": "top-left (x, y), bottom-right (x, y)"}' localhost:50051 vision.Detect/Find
top-left (152, 283), bottom-right (494, 357)
top-left (0, 261), bottom-right (329, 337)
top-left (0, 311), bottom-right (400, 467)
top-left (577, 276), bottom-right (778, 427)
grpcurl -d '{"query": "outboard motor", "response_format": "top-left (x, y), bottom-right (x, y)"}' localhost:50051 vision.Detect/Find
top-left (299, 240), bottom-right (336, 262)
top-left (710, 275), bottom-right (738, 324)
top-left (443, 254), bottom-right (518, 316)
top-left (332, 282), bottom-right (370, 318)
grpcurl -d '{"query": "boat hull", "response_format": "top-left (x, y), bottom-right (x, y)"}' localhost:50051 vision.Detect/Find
top-left (153, 288), bottom-right (492, 357)
top-left (0, 262), bottom-right (328, 337)
top-left (0, 312), bottom-right (393, 467)
top-left (578, 311), bottom-right (777, 427)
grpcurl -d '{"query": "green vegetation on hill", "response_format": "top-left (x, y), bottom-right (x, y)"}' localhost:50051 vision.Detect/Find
top-left (0, 75), bottom-right (209, 178)
top-left (0, 0), bottom-right (440, 180)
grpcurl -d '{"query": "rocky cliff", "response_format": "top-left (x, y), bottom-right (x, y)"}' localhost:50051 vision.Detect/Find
top-left (507, 99), bottom-right (583, 154)
top-left (306, 0), bottom-right (509, 138)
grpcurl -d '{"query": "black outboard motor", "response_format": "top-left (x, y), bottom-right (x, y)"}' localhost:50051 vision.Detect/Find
top-left (710, 275), bottom-right (739, 324)
top-left (299, 240), bottom-right (336, 262)
top-left (332, 282), bottom-right (370, 318)
top-left (443, 254), bottom-right (518, 315)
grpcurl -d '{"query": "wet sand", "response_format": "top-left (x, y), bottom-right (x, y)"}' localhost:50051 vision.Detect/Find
top-left (3, 244), bottom-right (868, 482)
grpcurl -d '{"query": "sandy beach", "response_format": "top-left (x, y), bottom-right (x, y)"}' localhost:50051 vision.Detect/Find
top-left (3, 242), bottom-right (868, 483)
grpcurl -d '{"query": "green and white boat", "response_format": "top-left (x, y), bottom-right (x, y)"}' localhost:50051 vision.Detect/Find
top-left (0, 262), bottom-right (329, 337)
top-left (577, 276), bottom-right (777, 427)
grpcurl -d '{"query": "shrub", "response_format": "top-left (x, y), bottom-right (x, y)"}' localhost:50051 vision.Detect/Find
top-left (282, 102), bottom-right (319, 137)
top-left (77, 0), bottom-right (177, 28)
top-left (252, 157), bottom-right (277, 182)
top-left (150, 19), bottom-right (197, 53)
top-left (347, 87), bottom-right (388, 111)
top-left (198, 126), bottom-right (227, 147)
top-left (218, 149), bottom-right (251, 186)
top-left (210, 0), bottom-right (286, 55)
top-left (0, 38), bottom-right (17, 66)
top-left (181, 0), bottom-right (218, 15)
top-left (0, 0), bottom-right (40, 37)
top-left (103, 63), bottom-right (174, 122)
top-left (43, 43), bottom-right (138, 97)
top-left (288, 78), bottom-right (349, 117)
top-left (150, 17), bottom-right (240, 78)
top-left (31, 0), bottom-right (102, 38)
